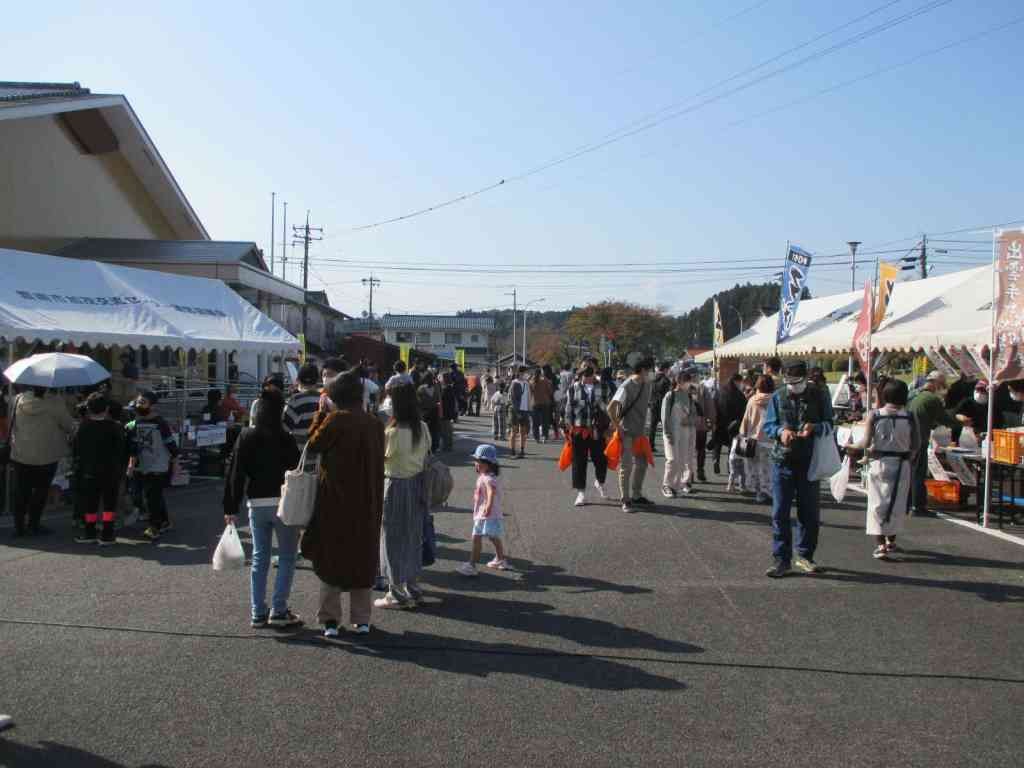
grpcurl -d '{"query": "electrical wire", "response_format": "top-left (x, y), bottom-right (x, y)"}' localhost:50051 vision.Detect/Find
top-left (341, 0), bottom-right (952, 233)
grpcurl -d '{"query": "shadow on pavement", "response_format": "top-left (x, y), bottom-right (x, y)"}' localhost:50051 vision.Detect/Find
top-left (279, 629), bottom-right (691, 692)
top-left (819, 567), bottom-right (1024, 602)
top-left (0, 739), bottom-right (170, 768)
top-left (406, 591), bottom-right (698, 655)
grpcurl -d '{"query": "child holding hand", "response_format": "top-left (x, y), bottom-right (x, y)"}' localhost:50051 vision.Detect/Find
top-left (457, 444), bottom-right (509, 576)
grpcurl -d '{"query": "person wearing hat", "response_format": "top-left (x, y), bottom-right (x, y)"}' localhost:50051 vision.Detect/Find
top-left (457, 444), bottom-right (508, 576)
top-left (906, 371), bottom-right (960, 517)
top-left (125, 390), bottom-right (179, 541)
top-left (761, 360), bottom-right (834, 577)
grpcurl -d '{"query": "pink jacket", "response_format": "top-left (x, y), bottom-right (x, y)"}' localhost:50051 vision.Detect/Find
top-left (739, 392), bottom-right (773, 441)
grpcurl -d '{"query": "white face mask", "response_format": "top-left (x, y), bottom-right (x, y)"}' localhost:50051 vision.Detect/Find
top-left (787, 380), bottom-right (807, 395)
top-left (974, 393), bottom-right (988, 405)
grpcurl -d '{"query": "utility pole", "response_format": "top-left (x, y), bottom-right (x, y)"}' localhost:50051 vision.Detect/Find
top-left (504, 289), bottom-right (517, 370)
top-left (362, 274), bottom-right (381, 318)
top-left (920, 233), bottom-right (928, 279)
top-left (292, 210), bottom-right (323, 340)
top-left (281, 201), bottom-right (288, 281)
top-left (270, 192), bottom-right (276, 274)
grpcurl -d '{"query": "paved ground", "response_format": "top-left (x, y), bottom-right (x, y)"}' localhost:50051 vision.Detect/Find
top-left (2, 415), bottom-right (1023, 767)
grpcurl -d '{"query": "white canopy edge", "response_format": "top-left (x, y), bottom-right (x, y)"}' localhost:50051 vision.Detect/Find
top-left (713, 265), bottom-right (991, 359)
top-left (0, 248), bottom-right (299, 354)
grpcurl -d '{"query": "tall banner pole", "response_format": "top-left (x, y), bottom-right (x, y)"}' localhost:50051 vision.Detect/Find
top-left (983, 228), bottom-right (998, 529)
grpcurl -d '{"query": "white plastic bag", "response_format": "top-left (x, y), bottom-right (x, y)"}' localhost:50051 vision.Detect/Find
top-left (959, 427), bottom-right (979, 451)
top-left (829, 455), bottom-right (850, 502)
top-left (212, 523), bottom-right (245, 571)
top-left (809, 424), bottom-right (842, 481)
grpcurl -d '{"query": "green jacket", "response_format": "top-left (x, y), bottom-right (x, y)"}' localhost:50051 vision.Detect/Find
top-left (907, 389), bottom-right (958, 438)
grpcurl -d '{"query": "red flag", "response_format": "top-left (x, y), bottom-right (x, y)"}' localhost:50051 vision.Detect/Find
top-left (852, 280), bottom-right (873, 376)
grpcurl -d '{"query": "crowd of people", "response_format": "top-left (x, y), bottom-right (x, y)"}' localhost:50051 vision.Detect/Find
top-left (10, 344), bottom-right (1024, 636)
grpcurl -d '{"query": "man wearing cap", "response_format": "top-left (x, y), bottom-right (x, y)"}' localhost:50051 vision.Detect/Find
top-left (907, 371), bottom-right (960, 517)
top-left (762, 360), bottom-right (834, 577)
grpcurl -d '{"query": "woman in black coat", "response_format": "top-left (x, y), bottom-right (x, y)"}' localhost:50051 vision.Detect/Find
top-left (713, 374), bottom-right (748, 474)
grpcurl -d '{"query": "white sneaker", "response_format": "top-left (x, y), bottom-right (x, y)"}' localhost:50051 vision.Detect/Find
top-left (322, 624), bottom-right (340, 638)
top-left (574, 491), bottom-right (586, 507)
top-left (486, 558), bottom-right (512, 570)
top-left (725, 480), bottom-right (734, 492)
top-left (353, 624), bottom-right (371, 635)
top-left (594, 480), bottom-right (607, 498)
top-left (456, 563), bottom-right (478, 577)
top-left (679, 486), bottom-right (695, 495)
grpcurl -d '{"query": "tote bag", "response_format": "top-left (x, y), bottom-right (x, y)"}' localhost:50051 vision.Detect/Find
top-left (276, 444), bottom-right (320, 527)
top-left (809, 424), bottom-right (842, 482)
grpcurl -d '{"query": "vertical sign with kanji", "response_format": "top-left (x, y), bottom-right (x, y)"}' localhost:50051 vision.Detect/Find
top-left (994, 229), bottom-right (1024, 381)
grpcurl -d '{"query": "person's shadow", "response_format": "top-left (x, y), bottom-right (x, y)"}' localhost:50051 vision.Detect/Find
top-left (0, 738), bottom-right (170, 768)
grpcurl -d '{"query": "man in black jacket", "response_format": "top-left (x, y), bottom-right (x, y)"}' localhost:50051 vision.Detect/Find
top-left (648, 361), bottom-right (673, 451)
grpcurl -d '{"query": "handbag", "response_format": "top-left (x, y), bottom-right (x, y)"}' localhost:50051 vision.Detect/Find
top-left (276, 443), bottom-right (320, 527)
top-left (809, 424), bottom-right (842, 481)
top-left (736, 435), bottom-right (757, 459)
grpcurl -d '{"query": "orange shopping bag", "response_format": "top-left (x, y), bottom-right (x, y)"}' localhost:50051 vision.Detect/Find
top-left (604, 431), bottom-right (623, 471)
top-left (558, 438), bottom-right (573, 472)
top-left (633, 435), bottom-right (655, 467)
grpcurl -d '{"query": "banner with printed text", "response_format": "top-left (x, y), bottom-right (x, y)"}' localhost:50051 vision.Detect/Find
top-left (994, 229), bottom-right (1024, 381)
top-left (851, 281), bottom-right (873, 376)
top-left (713, 299), bottom-right (725, 348)
top-left (873, 262), bottom-right (899, 330)
top-left (776, 245), bottom-right (813, 344)
top-left (399, 343), bottom-right (411, 366)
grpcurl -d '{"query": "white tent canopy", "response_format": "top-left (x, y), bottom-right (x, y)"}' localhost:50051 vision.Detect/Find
top-left (713, 265), bottom-right (991, 359)
top-left (0, 248), bottom-right (299, 353)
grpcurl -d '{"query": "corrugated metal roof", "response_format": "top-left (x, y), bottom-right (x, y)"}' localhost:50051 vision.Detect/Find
top-left (380, 315), bottom-right (495, 331)
top-left (58, 238), bottom-right (267, 270)
top-left (0, 81), bottom-right (90, 103)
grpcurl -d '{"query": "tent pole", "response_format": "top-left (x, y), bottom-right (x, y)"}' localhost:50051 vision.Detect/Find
top-left (982, 229), bottom-right (998, 529)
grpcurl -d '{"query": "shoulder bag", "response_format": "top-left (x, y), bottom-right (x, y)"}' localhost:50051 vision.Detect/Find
top-left (276, 442), bottom-right (320, 527)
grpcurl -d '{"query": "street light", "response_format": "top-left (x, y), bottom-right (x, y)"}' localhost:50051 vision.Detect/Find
top-left (504, 289), bottom-right (517, 372)
top-left (522, 298), bottom-right (546, 365)
top-left (727, 304), bottom-right (744, 334)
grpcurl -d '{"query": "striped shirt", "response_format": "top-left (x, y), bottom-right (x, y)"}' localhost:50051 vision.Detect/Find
top-left (283, 389), bottom-right (321, 446)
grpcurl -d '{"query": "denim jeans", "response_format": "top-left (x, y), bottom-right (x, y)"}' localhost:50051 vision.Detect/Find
top-left (770, 462), bottom-right (820, 564)
top-left (248, 502), bottom-right (299, 620)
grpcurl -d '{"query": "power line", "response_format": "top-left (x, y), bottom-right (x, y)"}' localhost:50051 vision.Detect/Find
top-left (339, 0), bottom-right (951, 233)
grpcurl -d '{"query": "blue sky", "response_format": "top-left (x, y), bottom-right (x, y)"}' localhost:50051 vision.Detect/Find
top-left (6, 0), bottom-right (1024, 317)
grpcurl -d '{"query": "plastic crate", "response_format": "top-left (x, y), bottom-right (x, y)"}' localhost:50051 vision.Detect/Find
top-left (925, 479), bottom-right (961, 505)
top-left (991, 429), bottom-right (1024, 465)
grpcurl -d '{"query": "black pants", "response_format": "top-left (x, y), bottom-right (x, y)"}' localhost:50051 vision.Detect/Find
top-left (425, 413), bottom-right (441, 453)
top-left (74, 476), bottom-right (120, 524)
top-left (571, 432), bottom-right (608, 490)
top-left (139, 473), bottom-right (169, 528)
top-left (696, 430), bottom-right (707, 471)
top-left (910, 444), bottom-right (929, 513)
top-left (12, 461), bottom-right (58, 532)
top-left (532, 405), bottom-right (551, 441)
top-left (648, 408), bottom-right (661, 446)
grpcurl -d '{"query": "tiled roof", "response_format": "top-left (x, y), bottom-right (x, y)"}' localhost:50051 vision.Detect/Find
top-left (0, 81), bottom-right (91, 103)
top-left (380, 315), bottom-right (495, 331)
top-left (58, 238), bottom-right (267, 270)
top-left (338, 318), bottom-right (382, 333)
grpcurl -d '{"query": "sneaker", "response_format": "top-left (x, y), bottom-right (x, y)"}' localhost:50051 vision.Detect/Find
top-left (518, 452), bottom-right (525, 459)
top-left (374, 592), bottom-right (411, 609)
top-left (75, 526), bottom-right (98, 544)
top-left (661, 485), bottom-right (676, 498)
top-left (405, 584), bottom-right (424, 601)
top-left (456, 563), bottom-right (479, 577)
top-left (793, 555), bottom-right (820, 574)
top-left (679, 486), bottom-right (696, 495)
top-left (251, 615), bottom-right (269, 629)
top-left (885, 542), bottom-right (901, 554)
top-left (633, 496), bottom-right (653, 506)
top-left (353, 623), bottom-right (371, 635)
top-left (621, 501), bottom-right (635, 514)
top-left (486, 558), bottom-right (511, 570)
top-left (142, 526), bottom-right (161, 541)
top-left (725, 480), bottom-right (734, 492)
top-left (574, 491), bottom-right (586, 507)
top-left (872, 546), bottom-right (889, 560)
top-left (713, 461), bottom-right (721, 475)
top-left (593, 480), bottom-right (607, 498)
top-left (268, 610), bottom-right (303, 628)
top-left (322, 622), bottom-right (340, 639)
top-left (765, 561), bottom-right (790, 578)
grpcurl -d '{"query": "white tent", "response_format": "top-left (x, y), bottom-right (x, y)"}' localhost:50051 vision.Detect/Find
top-left (0, 248), bottom-right (298, 354)
top-left (713, 265), bottom-right (991, 359)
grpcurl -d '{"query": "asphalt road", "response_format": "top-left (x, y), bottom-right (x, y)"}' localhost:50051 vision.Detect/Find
top-left (2, 415), bottom-right (1023, 767)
